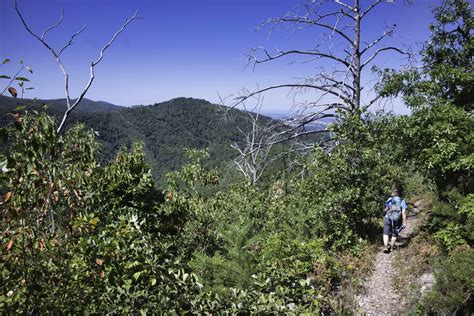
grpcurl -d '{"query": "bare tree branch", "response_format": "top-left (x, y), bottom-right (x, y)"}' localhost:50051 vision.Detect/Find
top-left (334, 0), bottom-right (354, 12)
top-left (360, 26), bottom-right (395, 56)
top-left (363, 93), bottom-right (384, 112)
top-left (361, 46), bottom-right (411, 69)
top-left (15, 1), bottom-right (61, 59)
top-left (319, 72), bottom-right (355, 95)
top-left (272, 16), bottom-right (354, 44)
top-left (266, 129), bottom-right (330, 148)
top-left (231, 84), bottom-right (353, 110)
top-left (14, 0), bottom-right (140, 133)
top-left (250, 48), bottom-right (352, 69)
top-left (58, 25), bottom-right (87, 55)
top-left (296, 5), bottom-right (354, 22)
top-left (41, 9), bottom-right (64, 40)
top-left (229, 95), bottom-right (332, 184)
top-left (57, 10), bottom-right (140, 132)
top-left (361, 0), bottom-right (382, 18)
top-left (92, 10), bottom-right (139, 67)
top-left (233, 105), bottom-right (335, 160)
top-left (231, 96), bottom-right (277, 184)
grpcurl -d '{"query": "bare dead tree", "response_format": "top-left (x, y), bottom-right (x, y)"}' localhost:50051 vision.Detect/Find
top-left (231, 0), bottom-right (412, 137)
top-left (231, 95), bottom-right (279, 185)
top-left (229, 92), bottom-right (328, 185)
top-left (14, 0), bottom-right (140, 133)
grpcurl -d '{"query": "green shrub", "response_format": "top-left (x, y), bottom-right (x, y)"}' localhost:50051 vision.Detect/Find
top-left (421, 248), bottom-right (474, 314)
top-left (0, 112), bottom-right (202, 313)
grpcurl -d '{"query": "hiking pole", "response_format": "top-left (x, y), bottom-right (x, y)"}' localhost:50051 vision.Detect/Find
top-left (396, 225), bottom-right (405, 236)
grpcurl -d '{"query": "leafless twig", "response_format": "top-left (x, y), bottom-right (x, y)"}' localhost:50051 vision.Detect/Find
top-left (14, 0), bottom-right (140, 133)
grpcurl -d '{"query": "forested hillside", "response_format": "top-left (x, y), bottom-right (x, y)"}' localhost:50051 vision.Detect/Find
top-left (0, 96), bottom-right (299, 185)
top-left (0, 0), bottom-right (472, 314)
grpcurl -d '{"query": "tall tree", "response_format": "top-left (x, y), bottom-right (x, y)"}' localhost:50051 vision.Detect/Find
top-left (378, 0), bottom-right (473, 194)
top-left (232, 0), bottom-right (411, 135)
top-left (422, 0), bottom-right (473, 110)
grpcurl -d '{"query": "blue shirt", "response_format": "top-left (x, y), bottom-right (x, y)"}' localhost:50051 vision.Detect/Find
top-left (385, 196), bottom-right (407, 210)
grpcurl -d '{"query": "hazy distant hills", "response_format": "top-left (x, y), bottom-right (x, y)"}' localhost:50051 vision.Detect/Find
top-left (0, 95), bottom-right (123, 114)
top-left (0, 95), bottom-right (273, 184)
top-left (49, 98), bottom-right (123, 113)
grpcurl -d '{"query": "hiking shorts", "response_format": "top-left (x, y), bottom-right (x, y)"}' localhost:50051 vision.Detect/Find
top-left (383, 216), bottom-right (402, 236)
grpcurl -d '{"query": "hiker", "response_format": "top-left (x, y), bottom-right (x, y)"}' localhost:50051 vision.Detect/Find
top-left (383, 188), bottom-right (407, 253)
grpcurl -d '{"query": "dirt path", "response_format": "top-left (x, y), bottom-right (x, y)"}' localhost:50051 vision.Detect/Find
top-left (356, 202), bottom-right (421, 315)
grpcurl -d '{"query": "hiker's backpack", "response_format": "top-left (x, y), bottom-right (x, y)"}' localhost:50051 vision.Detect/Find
top-left (386, 197), bottom-right (403, 222)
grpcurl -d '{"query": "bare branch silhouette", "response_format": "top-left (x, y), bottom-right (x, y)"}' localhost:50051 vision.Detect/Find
top-left (226, 0), bottom-right (412, 151)
top-left (14, 0), bottom-right (140, 133)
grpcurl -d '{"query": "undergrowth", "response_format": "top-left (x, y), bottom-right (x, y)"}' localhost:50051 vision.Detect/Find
top-left (328, 242), bottom-right (378, 314)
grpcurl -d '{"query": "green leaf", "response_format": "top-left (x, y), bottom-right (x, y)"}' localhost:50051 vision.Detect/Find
top-left (14, 106), bottom-right (26, 111)
top-left (150, 278), bottom-right (157, 286)
top-left (15, 77), bottom-right (30, 82)
top-left (132, 271), bottom-right (142, 280)
top-left (299, 278), bottom-right (310, 287)
top-left (0, 75), bottom-right (11, 79)
top-left (26, 66), bottom-right (33, 74)
top-left (123, 279), bottom-right (132, 291)
top-left (1, 59), bottom-right (10, 65)
top-left (26, 87), bottom-right (34, 90)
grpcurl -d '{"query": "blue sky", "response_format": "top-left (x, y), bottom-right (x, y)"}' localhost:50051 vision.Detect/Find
top-left (1, 0), bottom-right (440, 114)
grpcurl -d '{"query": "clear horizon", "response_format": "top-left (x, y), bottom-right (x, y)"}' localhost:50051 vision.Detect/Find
top-left (1, 0), bottom-right (440, 115)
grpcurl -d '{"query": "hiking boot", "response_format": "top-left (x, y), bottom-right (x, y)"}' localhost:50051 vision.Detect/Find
top-left (383, 245), bottom-right (391, 253)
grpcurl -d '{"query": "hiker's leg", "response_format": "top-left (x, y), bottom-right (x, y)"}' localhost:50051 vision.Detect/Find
top-left (390, 219), bottom-right (402, 248)
top-left (383, 217), bottom-right (391, 246)
top-left (390, 235), bottom-right (397, 248)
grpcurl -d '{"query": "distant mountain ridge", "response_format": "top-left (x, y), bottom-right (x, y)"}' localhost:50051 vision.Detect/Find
top-left (0, 95), bottom-right (329, 186)
top-left (0, 95), bottom-right (273, 185)
top-left (0, 95), bottom-right (123, 113)
top-left (48, 98), bottom-right (124, 112)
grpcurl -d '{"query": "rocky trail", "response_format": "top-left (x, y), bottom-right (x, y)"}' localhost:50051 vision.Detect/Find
top-left (356, 200), bottom-right (424, 315)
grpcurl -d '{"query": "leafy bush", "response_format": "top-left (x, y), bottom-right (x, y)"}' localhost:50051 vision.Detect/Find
top-left (421, 248), bottom-right (474, 314)
top-left (0, 112), bottom-right (202, 313)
